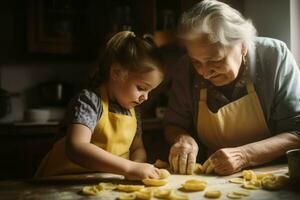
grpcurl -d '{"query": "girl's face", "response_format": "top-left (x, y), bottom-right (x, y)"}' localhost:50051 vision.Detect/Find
top-left (109, 64), bottom-right (163, 109)
top-left (184, 35), bottom-right (245, 86)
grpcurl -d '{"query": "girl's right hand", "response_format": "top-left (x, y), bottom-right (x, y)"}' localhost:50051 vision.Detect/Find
top-left (125, 162), bottom-right (160, 180)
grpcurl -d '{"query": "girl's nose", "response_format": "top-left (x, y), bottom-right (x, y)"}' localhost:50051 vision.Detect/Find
top-left (139, 93), bottom-right (148, 102)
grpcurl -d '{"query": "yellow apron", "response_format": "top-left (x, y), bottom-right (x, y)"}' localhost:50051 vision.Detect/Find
top-left (197, 80), bottom-right (271, 154)
top-left (35, 86), bottom-right (137, 177)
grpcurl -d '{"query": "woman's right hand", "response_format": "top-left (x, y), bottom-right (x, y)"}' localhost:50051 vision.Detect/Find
top-left (125, 162), bottom-right (160, 180)
top-left (168, 135), bottom-right (198, 174)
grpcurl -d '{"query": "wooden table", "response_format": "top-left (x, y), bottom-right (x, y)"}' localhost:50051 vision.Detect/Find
top-left (0, 164), bottom-right (299, 200)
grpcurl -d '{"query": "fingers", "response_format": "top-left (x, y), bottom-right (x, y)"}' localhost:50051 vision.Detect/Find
top-left (186, 153), bottom-right (196, 175)
top-left (202, 158), bottom-right (210, 172)
top-left (179, 154), bottom-right (187, 174)
top-left (206, 162), bottom-right (214, 174)
top-left (168, 141), bottom-right (198, 174)
top-left (209, 148), bottom-right (246, 175)
top-left (169, 153), bottom-right (190, 174)
top-left (152, 167), bottom-right (161, 178)
top-left (171, 155), bottom-right (179, 174)
top-left (202, 158), bottom-right (215, 174)
top-left (148, 166), bottom-right (160, 179)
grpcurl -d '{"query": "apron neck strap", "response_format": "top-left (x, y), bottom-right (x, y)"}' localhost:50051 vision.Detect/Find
top-left (98, 85), bottom-right (109, 112)
top-left (199, 80), bottom-right (255, 101)
top-left (200, 88), bottom-right (207, 101)
top-left (246, 80), bottom-right (255, 94)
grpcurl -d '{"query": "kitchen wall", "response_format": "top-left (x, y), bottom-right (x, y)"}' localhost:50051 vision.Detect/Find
top-left (290, 0), bottom-right (300, 65)
top-left (244, 0), bottom-right (290, 46)
top-left (244, 0), bottom-right (300, 66)
top-left (0, 62), bottom-right (93, 122)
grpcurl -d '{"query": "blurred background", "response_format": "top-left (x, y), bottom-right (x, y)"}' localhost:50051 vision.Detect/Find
top-left (0, 0), bottom-right (299, 180)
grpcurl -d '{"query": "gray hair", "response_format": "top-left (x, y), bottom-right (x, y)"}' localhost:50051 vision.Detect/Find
top-left (177, 0), bottom-right (257, 48)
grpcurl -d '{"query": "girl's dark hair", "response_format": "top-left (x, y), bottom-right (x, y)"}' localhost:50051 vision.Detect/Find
top-left (90, 31), bottom-right (164, 87)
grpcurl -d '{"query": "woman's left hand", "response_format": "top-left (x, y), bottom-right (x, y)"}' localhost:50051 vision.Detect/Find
top-left (209, 147), bottom-right (249, 175)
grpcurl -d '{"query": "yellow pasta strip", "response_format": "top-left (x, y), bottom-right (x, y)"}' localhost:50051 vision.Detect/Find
top-left (117, 184), bottom-right (144, 192)
top-left (204, 190), bottom-right (221, 198)
top-left (229, 178), bottom-right (244, 184)
top-left (142, 178), bottom-right (167, 186)
top-left (118, 192), bottom-right (136, 200)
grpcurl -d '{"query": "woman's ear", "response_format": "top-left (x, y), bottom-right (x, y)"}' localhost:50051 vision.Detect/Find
top-left (241, 43), bottom-right (248, 56)
top-left (110, 63), bottom-right (128, 81)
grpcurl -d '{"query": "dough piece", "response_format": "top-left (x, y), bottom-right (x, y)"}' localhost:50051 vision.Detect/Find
top-left (117, 184), bottom-right (144, 192)
top-left (256, 173), bottom-right (274, 180)
top-left (204, 190), bottom-right (221, 198)
top-left (135, 189), bottom-right (152, 200)
top-left (118, 192), bottom-right (136, 200)
top-left (227, 192), bottom-right (242, 199)
top-left (242, 181), bottom-right (260, 190)
top-left (232, 190), bottom-right (250, 196)
top-left (185, 179), bottom-right (208, 184)
top-left (98, 182), bottom-right (117, 190)
top-left (242, 170), bottom-right (255, 181)
top-left (154, 189), bottom-right (172, 198)
top-left (229, 178), bottom-right (244, 184)
top-left (181, 179), bottom-right (207, 191)
top-left (169, 190), bottom-right (189, 200)
top-left (261, 175), bottom-right (289, 190)
top-left (82, 185), bottom-right (104, 195)
top-left (193, 163), bottom-right (203, 174)
top-left (142, 178), bottom-right (167, 186)
top-left (159, 169), bottom-right (171, 179)
top-left (202, 159), bottom-right (214, 174)
top-left (154, 159), bottom-right (170, 169)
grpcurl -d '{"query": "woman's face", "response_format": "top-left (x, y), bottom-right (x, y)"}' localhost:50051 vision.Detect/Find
top-left (184, 35), bottom-right (244, 86)
top-left (110, 65), bottom-right (163, 109)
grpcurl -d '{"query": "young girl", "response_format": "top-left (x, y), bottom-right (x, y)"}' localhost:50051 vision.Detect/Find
top-left (35, 31), bottom-right (165, 180)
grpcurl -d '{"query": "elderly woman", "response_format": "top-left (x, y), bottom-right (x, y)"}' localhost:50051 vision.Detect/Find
top-left (164, 0), bottom-right (300, 175)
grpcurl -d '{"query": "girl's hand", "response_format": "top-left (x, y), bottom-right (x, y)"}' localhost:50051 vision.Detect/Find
top-left (210, 147), bottom-right (249, 175)
top-left (168, 138), bottom-right (198, 174)
top-left (125, 162), bottom-right (160, 180)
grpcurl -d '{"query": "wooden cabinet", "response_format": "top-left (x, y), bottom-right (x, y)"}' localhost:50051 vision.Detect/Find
top-left (27, 0), bottom-right (105, 57)
top-left (26, 0), bottom-right (195, 57)
top-left (0, 121), bottom-right (165, 180)
top-left (0, 124), bottom-right (62, 180)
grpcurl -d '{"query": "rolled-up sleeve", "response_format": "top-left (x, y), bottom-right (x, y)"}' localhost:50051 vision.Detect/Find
top-left (270, 41), bottom-right (300, 138)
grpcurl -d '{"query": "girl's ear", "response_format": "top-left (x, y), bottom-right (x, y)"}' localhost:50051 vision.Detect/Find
top-left (110, 63), bottom-right (128, 81)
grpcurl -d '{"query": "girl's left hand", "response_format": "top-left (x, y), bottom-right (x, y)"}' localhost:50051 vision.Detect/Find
top-left (209, 147), bottom-right (249, 175)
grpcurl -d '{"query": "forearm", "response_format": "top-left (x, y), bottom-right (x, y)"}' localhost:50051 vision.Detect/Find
top-left (66, 141), bottom-right (133, 176)
top-left (130, 147), bottom-right (147, 162)
top-left (129, 133), bottom-right (147, 162)
top-left (241, 132), bottom-right (300, 167)
top-left (164, 125), bottom-right (196, 146)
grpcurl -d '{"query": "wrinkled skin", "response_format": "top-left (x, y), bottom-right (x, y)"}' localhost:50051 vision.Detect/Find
top-left (168, 139), bottom-right (199, 174)
top-left (209, 147), bottom-right (248, 175)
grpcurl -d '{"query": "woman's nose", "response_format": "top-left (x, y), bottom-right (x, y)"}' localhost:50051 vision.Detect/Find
top-left (197, 66), bottom-right (211, 79)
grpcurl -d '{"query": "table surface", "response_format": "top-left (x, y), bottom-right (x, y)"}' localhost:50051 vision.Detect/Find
top-left (0, 164), bottom-right (299, 200)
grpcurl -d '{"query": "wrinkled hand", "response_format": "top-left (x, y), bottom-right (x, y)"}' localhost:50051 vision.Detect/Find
top-left (209, 147), bottom-right (249, 175)
top-left (169, 138), bottom-right (198, 174)
top-left (126, 162), bottom-right (160, 180)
